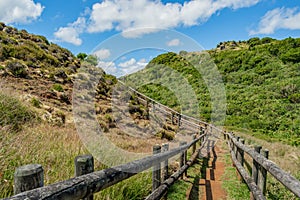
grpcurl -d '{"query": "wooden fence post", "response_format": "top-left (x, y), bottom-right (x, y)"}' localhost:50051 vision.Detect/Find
top-left (252, 146), bottom-right (262, 185)
top-left (251, 145), bottom-right (262, 200)
top-left (239, 139), bottom-right (245, 167)
top-left (259, 149), bottom-right (269, 195)
top-left (235, 137), bottom-right (240, 158)
top-left (75, 155), bottom-right (94, 200)
top-left (162, 143), bottom-right (169, 200)
top-left (192, 134), bottom-right (197, 153)
top-left (177, 114), bottom-right (181, 128)
top-left (179, 142), bottom-right (187, 179)
top-left (152, 144), bottom-right (161, 191)
top-left (14, 164), bottom-right (44, 195)
top-left (171, 113), bottom-right (175, 125)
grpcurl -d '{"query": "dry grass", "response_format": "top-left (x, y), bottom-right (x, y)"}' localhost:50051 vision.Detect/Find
top-left (0, 123), bottom-right (90, 197)
top-left (235, 132), bottom-right (300, 175)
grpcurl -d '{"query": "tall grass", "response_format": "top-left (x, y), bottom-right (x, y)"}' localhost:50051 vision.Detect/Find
top-left (0, 92), bottom-right (37, 131)
top-left (0, 91), bottom-right (154, 199)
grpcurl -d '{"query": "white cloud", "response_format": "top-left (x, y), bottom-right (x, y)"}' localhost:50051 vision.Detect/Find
top-left (96, 58), bottom-right (147, 77)
top-left (167, 39), bottom-right (181, 46)
top-left (118, 58), bottom-right (148, 76)
top-left (93, 49), bottom-right (111, 60)
top-left (250, 7), bottom-right (300, 35)
top-left (97, 61), bottom-right (117, 75)
top-left (55, 0), bottom-right (261, 44)
top-left (0, 0), bottom-right (44, 24)
top-left (54, 17), bottom-right (86, 46)
top-left (87, 0), bottom-right (261, 37)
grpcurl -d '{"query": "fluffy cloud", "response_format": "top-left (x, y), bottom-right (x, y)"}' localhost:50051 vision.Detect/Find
top-left (97, 61), bottom-right (117, 75)
top-left (54, 17), bottom-right (86, 46)
top-left (250, 7), bottom-right (300, 35)
top-left (167, 39), bottom-right (181, 46)
top-left (87, 0), bottom-right (261, 37)
top-left (0, 0), bottom-right (44, 24)
top-left (93, 49), bottom-right (111, 60)
top-left (118, 58), bottom-right (148, 75)
top-left (96, 58), bottom-right (147, 77)
top-left (56, 0), bottom-right (261, 44)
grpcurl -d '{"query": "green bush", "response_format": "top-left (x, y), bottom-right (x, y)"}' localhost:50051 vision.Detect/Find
top-left (0, 93), bottom-right (37, 130)
top-left (6, 60), bottom-right (28, 78)
top-left (31, 97), bottom-right (41, 108)
top-left (52, 84), bottom-right (64, 92)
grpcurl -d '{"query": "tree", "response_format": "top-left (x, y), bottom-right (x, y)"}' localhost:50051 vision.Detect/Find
top-left (85, 55), bottom-right (98, 66)
top-left (77, 52), bottom-right (87, 61)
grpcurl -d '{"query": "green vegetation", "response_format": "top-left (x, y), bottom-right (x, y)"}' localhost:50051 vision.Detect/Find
top-left (125, 37), bottom-right (300, 146)
top-left (31, 97), bottom-right (41, 108)
top-left (52, 83), bottom-right (64, 92)
top-left (222, 149), bottom-right (249, 199)
top-left (0, 92), bottom-right (37, 130)
top-left (77, 52), bottom-right (88, 60)
top-left (6, 60), bottom-right (28, 78)
top-left (0, 22), bottom-right (79, 79)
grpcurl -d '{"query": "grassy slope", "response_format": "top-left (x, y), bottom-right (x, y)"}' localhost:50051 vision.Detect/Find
top-left (125, 37), bottom-right (300, 146)
top-left (0, 23), bottom-right (152, 199)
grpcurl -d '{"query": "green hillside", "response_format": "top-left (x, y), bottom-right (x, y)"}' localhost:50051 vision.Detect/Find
top-left (124, 37), bottom-right (300, 145)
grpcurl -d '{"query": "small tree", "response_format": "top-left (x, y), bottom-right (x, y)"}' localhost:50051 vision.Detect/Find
top-left (77, 52), bottom-right (87, 61)
top-left (85, 55), bottom-right (98, 66)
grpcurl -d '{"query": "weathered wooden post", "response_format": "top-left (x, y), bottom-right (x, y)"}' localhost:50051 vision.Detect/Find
top-left (171, 112), bottom-right (175, 125)
top-left (259, 149), bottom-right (269, 195)
top-left (192, 134), bottom-right (197, 153)
top-left (152, 144), bottom-right (161, 191)
top-left (235, 137), bottom-right (240, 158)
top-left (162, 143), bottom-right (169, 181)
top-left (250, 145), bottom-right (262, 200)
top-left (14, 164), bottom-right (44, 194)
top-left (179, 141), bottom-right (187, 178)
top-left (177, 114), bottom-right (181, 128)
top-left (152, 102), bottom-right (155, 113)
top-left (184, 142), bottom-right (188, 178)
top-left (239, 139), bottom-right (245, 167)
top-left (75, 155), bottom-right (94, 200)
top-left (146, 100), bottom-right (150, 119)
top-left (162, 143), bottom-right (169, 200)
top-left (252, 146), bottom-right (262, 184)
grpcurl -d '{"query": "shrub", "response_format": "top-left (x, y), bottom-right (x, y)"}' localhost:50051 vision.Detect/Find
top-left (6, 60), bottom-right (28, 78)
top-left (0, 92), bottom-right (36, 130)
top-left (52, 84), bottom-right (64, 92)
top-left (31, 97), bottom-right (41, 108)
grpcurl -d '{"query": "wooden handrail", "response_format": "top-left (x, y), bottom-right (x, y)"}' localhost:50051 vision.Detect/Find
top-left (8, 134), bottom-right (206, 200)
top-left (225, 132), bottom-right (300, 198)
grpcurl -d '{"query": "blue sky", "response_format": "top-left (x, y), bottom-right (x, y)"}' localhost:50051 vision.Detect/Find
top-left (1, 0), bottom-right (300, 76)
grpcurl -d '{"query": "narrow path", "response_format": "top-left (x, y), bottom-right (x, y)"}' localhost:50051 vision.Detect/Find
top-left (187, 137), bottom-right (227, 200)
top-left (199, 139), bottom-right (227, 200)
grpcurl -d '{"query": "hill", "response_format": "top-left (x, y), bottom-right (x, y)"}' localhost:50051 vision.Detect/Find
top-left (0, 23), bottom-right (167, 198)
top-left (124, 37), bottom-right (300, 145)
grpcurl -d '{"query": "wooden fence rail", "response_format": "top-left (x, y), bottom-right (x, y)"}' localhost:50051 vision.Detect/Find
top-left (7, 133), bottom-right (207, 200)
top-left (224, 131), bottom-right (300, 199)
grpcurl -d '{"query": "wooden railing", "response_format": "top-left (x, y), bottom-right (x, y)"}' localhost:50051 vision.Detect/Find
top-left (6, 82), bottom-right (300, 200)
top-left (224, 131), bottom-right (300, 200)
top-left (7, 132), bottom-right (207, 200)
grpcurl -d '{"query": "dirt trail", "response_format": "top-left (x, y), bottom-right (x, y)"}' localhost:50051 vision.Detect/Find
top-left (187, 138), bottom-right (227, 200)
